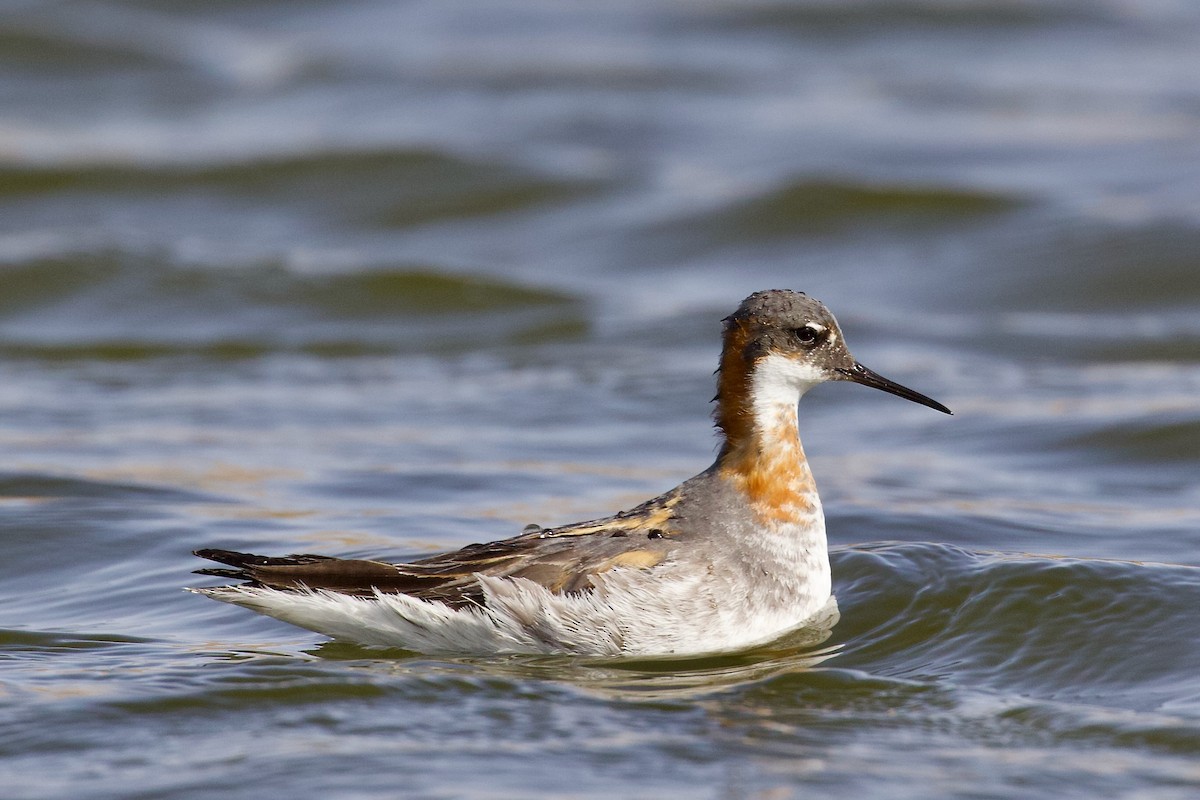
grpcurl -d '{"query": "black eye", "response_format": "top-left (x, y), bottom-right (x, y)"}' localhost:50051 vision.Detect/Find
top-left (792, 326), bottom-right (820, 346)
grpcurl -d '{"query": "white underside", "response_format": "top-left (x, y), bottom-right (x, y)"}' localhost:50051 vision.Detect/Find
top-left (193, 549), bottom-right (832, 658)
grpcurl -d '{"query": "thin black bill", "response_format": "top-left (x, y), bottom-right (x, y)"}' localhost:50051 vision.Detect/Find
top-left (836, 362), bottom-right (952, 415)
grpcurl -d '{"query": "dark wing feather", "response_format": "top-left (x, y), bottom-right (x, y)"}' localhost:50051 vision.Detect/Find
top-left (193, 488), bottom-right (684, 607)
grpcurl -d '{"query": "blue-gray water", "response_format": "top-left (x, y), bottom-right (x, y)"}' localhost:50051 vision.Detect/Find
top-left (2, 1), bottom-right (1200, 798)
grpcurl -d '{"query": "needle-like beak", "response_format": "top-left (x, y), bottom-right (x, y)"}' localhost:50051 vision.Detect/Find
top-left (836, 362), bottom-right (952, 415)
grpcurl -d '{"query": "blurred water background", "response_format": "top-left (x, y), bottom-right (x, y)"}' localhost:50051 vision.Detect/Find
top-left (2, 1), bottom-right (1200, 798)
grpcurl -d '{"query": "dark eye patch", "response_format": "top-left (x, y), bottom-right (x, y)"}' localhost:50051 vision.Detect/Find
top-left (791, 326), bottom-right (821, 345)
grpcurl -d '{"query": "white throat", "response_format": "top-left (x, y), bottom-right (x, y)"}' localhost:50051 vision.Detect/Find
top-left (749, 353), bottom-right (825, 432)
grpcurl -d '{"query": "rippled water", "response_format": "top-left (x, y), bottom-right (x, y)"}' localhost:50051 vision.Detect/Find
top-left (3, 1), bottom-right (1200, 798)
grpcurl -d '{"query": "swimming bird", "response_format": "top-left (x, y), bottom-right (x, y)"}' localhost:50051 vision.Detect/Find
top-left (192, 290), bottom-right (950, 657)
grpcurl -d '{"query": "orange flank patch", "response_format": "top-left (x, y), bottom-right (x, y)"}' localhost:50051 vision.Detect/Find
top-left (713, 316), bottom-right (819, 525)
top-left (713, 318), bottom-right (758, 450)
top-left (715, 314), bottom-right (828, 525)
top-left (718, 405), bottom-right (818, 525)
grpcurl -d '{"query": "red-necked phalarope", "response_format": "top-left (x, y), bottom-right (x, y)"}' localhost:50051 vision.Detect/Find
top-left (193, 290), bottom-right (951, 657)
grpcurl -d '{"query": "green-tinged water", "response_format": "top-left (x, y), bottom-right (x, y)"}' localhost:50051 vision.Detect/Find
top-left (2, 1), bottom-right (1200, 798)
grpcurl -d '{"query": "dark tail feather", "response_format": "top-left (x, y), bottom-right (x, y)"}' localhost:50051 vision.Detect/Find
top-left (192, 547), bottom-right (436, 597)
top-left (194, 567), bottom-right (251, 579)
top-left (194, 548), bottom-right (334, 570)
